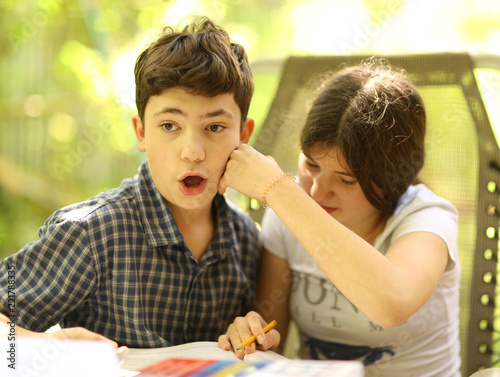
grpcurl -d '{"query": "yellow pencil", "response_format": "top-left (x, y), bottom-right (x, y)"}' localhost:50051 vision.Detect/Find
top-left (236, 320), bottom-right (278, 350)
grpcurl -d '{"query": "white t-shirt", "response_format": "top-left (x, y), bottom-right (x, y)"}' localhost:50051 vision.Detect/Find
top-left (260, 184), bottom-right (460, 377)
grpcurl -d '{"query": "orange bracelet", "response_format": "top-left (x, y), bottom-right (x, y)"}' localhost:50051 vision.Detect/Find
top-left (261, 173), bottom-right (295, 209)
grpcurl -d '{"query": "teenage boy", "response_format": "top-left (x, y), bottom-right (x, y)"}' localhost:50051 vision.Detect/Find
top-left (0, 16), bottom-right (258, 350)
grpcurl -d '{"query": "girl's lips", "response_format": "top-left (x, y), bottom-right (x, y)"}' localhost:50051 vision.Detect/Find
top-left (320, 205), bottom-right (336, 213)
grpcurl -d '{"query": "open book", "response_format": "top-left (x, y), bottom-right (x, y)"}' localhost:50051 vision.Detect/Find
top-left (120, 341), bottom-right (364, 376)
top-left (121, 341), bottom-right (287, 371)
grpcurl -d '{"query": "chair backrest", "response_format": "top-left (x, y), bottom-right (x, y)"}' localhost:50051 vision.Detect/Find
top-left (245, 52), bottom-right (500, 376)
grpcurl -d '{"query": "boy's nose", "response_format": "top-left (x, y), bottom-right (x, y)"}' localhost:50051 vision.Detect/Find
top-left (180, 136), bottom-right (205, 162)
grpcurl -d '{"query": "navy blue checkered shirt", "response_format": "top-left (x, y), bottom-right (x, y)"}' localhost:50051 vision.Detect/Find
top-left (0, 160), bottom-right (259, 347)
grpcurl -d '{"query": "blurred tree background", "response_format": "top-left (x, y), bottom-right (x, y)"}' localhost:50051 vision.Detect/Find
top-left (1, 0), bottom-right (499, 258)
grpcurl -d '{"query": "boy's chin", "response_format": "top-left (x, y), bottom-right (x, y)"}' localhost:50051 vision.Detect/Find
top-left (170, 192), bottom-right (216, 213)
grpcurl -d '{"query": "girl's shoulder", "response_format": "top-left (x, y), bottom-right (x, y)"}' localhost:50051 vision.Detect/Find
top-left (393, 184), bottom-right (458, 218)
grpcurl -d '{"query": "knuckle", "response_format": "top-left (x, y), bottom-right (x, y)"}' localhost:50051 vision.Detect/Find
top-left (233, 316), bottom-right (246, 326)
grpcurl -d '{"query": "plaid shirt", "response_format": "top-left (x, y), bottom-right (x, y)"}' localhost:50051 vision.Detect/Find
top-left (0, 160), bottom-right (259, 347)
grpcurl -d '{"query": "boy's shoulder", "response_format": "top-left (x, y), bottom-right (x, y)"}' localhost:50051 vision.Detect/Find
top-left (47, 161), bottom-right (156, 227)
top-left (47, 176), bottom-right (136, 226)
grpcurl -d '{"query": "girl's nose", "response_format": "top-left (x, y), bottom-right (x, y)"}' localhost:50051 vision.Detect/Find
top-left (309, 176), bottom-right (330, 202)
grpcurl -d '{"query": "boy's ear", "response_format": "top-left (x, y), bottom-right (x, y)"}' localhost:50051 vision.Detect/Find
top-left (132, 114), bottom-right (146, 152)
top-left (239, 117), bottom-right (255, 144)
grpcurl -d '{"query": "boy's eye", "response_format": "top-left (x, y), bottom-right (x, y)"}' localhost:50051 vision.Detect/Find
top-left (207, 124), bottom-right (225, 133)
top-left (161, 123), bottom-right (179, 132)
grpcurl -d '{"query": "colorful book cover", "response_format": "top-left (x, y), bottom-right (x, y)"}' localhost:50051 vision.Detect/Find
top-left (139, 358), bottom-right (216, 376)
top-left (136, 358), bottom-right (364, 377)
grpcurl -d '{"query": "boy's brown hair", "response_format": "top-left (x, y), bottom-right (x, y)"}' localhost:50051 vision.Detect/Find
top-left (134, 16), bottom-right (254, 126)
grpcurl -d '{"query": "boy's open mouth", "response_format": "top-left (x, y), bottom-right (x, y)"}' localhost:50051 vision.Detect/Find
top-left (183, 176), bottom-right (204, 188)
top-left (178, 174), bottom-right (208, 196)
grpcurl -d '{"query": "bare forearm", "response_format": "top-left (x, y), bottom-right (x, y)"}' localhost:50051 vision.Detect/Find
top-left (219, 145), bottom-right (446, 326)
top-left (264, 179), bottom-right (416, 327)
top-left (0, 312), bottom-right (122, 348)
top-left (254, 250), bottom-right (291, 353)
top-left (1, 312), bottom-right (40, 338)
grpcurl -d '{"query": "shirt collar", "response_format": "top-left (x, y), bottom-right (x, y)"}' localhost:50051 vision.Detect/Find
top-left (134, 160), bottom-right (239, 256)
top-left (134, 160), bottom-right (183, 247)
top-left (207, 194), bottom-right (239, 259)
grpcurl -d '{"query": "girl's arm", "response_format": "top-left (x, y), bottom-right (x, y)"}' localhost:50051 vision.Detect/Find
top-left (255, 249), bottom-right (291, 354)
top-left (219, 144), bottom-right (449, 328)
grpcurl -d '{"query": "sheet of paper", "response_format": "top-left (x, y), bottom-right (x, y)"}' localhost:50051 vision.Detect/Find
top-left (243, 348), bottom-right (288, 362)
top-left (122, 342), bottom-right (236, 371)
top-left (249, 359), bottom-right (365, 377)
top-left (2, 336), bottom-right (119, 377)
top-left (121, 341), bottom-right (287, 371)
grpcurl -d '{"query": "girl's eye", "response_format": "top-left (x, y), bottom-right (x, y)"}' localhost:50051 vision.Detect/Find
top-left (305, 160), bottom-right (319, 169)
top-left (207, 124), bottom-right (225, 133)
top-left (341, 177), bottom-right (357, 185)
top-left (161, 123), bottom-right (179, 132)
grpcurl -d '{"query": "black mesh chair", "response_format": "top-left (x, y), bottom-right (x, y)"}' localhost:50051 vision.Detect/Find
top-left (243, 52), bottom-right (500, 376)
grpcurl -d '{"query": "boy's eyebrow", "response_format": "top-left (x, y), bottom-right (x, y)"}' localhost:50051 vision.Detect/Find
top-left (153, 107), bottom-right (183, 117)
top-left (200, 109), bottom-right (233, 119)
top-left (152, 107), bottom-right (233, 119)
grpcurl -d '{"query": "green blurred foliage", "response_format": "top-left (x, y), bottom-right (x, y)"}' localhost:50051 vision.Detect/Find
top-left (0, 0), bottom-right (499, 257)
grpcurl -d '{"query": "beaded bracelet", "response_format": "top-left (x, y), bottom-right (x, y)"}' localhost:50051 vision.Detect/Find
top-left (261, 173), bottom-right (295, 209)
